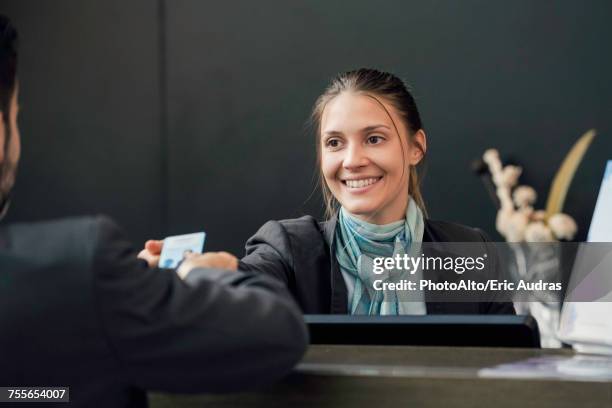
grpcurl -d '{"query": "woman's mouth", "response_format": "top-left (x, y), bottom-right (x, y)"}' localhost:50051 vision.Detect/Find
top-left (341, 176), bottom-right (383, 192)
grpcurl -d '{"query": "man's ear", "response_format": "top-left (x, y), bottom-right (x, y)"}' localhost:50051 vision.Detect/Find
top-left (409, 129), bottom-right (427, 165)
top-left (0, 111), bottom-right (5, 162)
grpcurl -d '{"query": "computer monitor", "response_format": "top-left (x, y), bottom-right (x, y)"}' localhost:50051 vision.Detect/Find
top-left (306, 315), bottom-right (541, 348)
top-left (587, 160), bottom-right (612, 242)
top-left (558, 160), bottom-right (612, 353)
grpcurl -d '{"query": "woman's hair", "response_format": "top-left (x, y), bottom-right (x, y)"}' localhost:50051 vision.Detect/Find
top-left (0, 14), bottom-right (18, 150)
top-left (310, 68), bottom-right (427, 220)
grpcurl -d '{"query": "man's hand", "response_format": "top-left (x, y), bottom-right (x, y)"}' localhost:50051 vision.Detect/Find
top-left (137, 239), bottom-right (163, 267)
top-left (177, 252), bottom-right (239, 279)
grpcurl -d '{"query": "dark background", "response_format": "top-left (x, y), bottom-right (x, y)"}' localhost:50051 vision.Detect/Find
top-left (2, 0), bottom-right (611, 255)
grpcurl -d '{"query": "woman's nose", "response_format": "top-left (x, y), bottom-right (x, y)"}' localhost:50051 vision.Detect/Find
top-left (343, 143), bottom-right (369, 169)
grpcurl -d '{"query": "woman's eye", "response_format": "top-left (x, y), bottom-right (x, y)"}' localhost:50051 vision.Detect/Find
top-left (326, 139), bottom-right (341, 148)
top-left (367, 135), bottom-right (384, 144)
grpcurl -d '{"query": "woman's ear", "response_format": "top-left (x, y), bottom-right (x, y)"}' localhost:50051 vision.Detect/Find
top-left (409, 129), bottom-right (427, 165)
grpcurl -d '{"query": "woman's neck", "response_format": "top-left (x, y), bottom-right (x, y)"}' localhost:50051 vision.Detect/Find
top-left (344, 195), bottom-right (410, 226)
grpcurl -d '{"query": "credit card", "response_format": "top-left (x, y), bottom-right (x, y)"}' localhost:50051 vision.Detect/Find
top-left (159, 232), bottom-right (206, 269)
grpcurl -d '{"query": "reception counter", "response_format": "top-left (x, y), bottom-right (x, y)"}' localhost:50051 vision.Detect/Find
top-left (150, 345), bottom-right (612, 408)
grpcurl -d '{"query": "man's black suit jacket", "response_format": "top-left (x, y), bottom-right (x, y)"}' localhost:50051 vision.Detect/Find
top-left (0, 216), bottom-right (308, 407)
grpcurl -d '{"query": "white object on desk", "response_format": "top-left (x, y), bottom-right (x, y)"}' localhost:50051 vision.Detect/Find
top-left (558, 161), bottom-right (612, 354)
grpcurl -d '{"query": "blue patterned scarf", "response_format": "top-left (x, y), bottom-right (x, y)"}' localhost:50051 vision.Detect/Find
top-left (334, 197), bottom-right (425, 315)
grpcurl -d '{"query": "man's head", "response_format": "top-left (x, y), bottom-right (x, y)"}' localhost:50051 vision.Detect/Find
top-left (0, 15), bottom-right (19, 219)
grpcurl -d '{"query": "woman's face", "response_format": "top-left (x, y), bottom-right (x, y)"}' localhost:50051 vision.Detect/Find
top-left (320, 91), bottom-right (423, 225)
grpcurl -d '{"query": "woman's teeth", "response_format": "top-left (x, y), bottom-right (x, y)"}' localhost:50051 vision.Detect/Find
top-left (344, 177), bottom-right (380, 188)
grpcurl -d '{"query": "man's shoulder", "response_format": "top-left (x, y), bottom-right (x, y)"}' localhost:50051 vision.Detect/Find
top-left (424, 219), bottom-right (489, 242)
top-left (2, 214), bottom-right (119, 242)
top-left (1, 215), bottom-right (122, 263)
top-left (4, 214), bottom-right (113, 234)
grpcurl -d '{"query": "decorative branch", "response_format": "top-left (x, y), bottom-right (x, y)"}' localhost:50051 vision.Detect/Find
top-left (545, 129), bottom-right (596, 218)
top-left (481, 148), bottom-right (578, 242)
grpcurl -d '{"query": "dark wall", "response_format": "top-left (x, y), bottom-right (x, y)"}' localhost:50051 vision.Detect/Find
top-left (3, 0), bottom-right (612, 255)
top-left (2, 0), bottom-right (164, 243)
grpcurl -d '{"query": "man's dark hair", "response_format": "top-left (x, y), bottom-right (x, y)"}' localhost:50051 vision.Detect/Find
top-left (0, 14), bottom-right (18, 149)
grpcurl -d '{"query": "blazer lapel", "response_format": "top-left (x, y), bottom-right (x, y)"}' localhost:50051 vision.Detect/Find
top-left (321, 215), bottom-right (348, 314)
top-left (422, 220), bottom-right (445, 314)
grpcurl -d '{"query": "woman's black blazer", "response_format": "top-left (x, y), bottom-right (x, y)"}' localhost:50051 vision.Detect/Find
top-left (239, 215), bottom-right (515, 315)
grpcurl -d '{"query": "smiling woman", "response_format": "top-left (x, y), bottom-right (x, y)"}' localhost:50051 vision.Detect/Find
top-left (318, 91), bottom-right (424, 225)
top-left (234, 68), bottom-right (515, 316)
top-left (314, 70), bottom-right (427, 225)
top-left (139, 68), bottom-right (515, 316)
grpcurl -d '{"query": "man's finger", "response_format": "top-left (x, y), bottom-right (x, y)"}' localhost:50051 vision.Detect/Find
top-left (137, 249), bottom-right (160, 267)
top-left (137, 248), bottom-right (150, 260)
top-left (145, 240), bottom-right (163, 254)
top-left (183, 251), bottom-right (199, 260)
